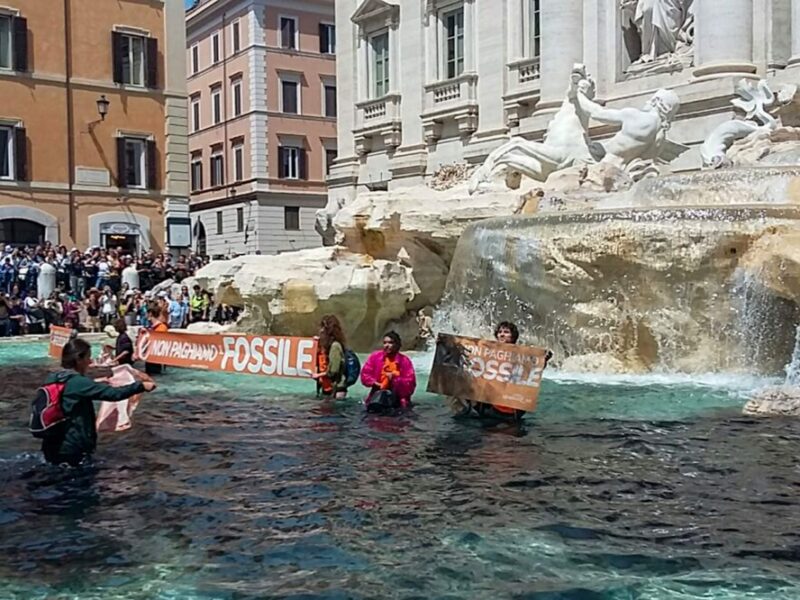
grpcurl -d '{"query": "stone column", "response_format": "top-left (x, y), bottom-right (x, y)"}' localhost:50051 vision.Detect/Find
top-left (534, 0), bottom-right (583, 114)
top-left (789, 0), bottom-right (800, 65)
top-left (694, 0), bottom-right (757, 77)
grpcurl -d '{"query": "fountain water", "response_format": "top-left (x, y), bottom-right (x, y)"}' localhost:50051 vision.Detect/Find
top-left (437, 195), bottom-right (800, 375)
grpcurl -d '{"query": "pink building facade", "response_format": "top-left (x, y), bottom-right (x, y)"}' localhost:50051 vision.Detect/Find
top-left (186, 0), bottom-right (336, 257)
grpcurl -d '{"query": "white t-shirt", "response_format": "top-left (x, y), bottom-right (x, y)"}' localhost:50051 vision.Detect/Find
top-left (101, 294), bottom-right (117, 315)
top-left (97, 260), bottom-right (110, 277)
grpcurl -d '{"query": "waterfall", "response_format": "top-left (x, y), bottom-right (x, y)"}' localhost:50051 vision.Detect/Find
top-left (785, 326), bottom-right (800, 385)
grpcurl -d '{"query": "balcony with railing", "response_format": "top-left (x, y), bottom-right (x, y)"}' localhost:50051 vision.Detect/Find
top-left (421, 73), bottom-right (479, 143)
top-left (504, 57), bottom-right (541, 128)
top-left (354, 93), bottom-right (402, 155)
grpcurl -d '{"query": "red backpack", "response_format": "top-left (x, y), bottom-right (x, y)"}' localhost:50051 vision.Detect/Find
top-left (29, 381), bottom-right (69, 439)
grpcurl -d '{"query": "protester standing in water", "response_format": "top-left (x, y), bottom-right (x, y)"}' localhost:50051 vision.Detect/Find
top-left (111, 318), bottom-right (134, 366)
top-left (144, 303), bottom-right (168, 375)
top-left (449, 321), bottom-right (552, 421)
top-left (41, 338), bottom-right (156, 466)
top-left (313, 314), bottom-right (349, 399)
top-left (361, 331), bottom-right (416, 412)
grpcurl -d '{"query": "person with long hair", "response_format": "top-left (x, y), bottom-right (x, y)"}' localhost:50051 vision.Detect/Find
top-left (40, 338), bottom-right (156, 466)
top-left (313, 314), bottom-right (348, 399)
top-left (360, 331), bottom-right (416, 413)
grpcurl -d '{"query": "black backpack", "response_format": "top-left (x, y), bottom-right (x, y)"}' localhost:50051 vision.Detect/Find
top-left (343, 350), bottom-right (361, 387)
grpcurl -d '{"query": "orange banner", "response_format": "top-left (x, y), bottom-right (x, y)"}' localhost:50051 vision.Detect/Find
top-left (427, 334), bottom-right (547, 412)
top-left (48, 326), bottom-right (73, 359)
top-left (135, 329), bottom-right (318, 379)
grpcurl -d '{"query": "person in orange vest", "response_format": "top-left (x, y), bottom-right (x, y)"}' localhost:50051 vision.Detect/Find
top-left (144, 302), bottom-right (169, 375)
top-left (313, 314), bottom-right (348, 399)
top-left (450, 321), bottom-right (552, 422)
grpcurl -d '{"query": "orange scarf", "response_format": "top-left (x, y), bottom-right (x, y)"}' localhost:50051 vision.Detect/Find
top-left (317, 349), bottom-right (333, 394)
top-left (380, 355), bottom-right (400, 390)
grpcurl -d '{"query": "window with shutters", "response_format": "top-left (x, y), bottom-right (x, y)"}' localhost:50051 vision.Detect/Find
top-left (123, 138), bottom-right (146, 188)
top-left (0, 126), bottom-right (14, 180)
top-left (324, 84), bottom-right (337, 118)
top-left (212, 32), bottom-right (220, 64)
top-left (231, 77), bottom-right (243, 117)
top-left (0, 15), bottom-right (28, 72)
top-left (191, 44), bottom-right (199, 74)
top-left (120, 34), bottom-right (146, 87)
top-left (278, 146), bottom-right (304, 180)
top-left (233, 142), bottom-right (244, 182)
top-left (280, 16), bottom-right (298, 50)
top-left (232, 20), bottom-right (241, 53)
top-left (284, 207), bottom-right (300, 231)
top-left (281, 79), bottom-right (299, 114)
top-left (0, 16), bottom-right (11, 69)
top-left (236, 207), bottom-right (244, 232)
top-left (210, 151), bottom-right (224, 187)
top-left (117, 136), bottom-right (155, 189)
top-left (191, 94), bottom-right (201, 132)
top-left (319, 23), bottom-right (335, 55)
top-left (190, 155), bottom-right (203, 191)
top-left (325, 148), bottom-right (337, 175)
top-left (211, 85), bottom-right (222, 124)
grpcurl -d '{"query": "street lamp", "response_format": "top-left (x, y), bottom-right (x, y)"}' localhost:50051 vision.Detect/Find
top-left (96, 95), bottom-right (110, 121)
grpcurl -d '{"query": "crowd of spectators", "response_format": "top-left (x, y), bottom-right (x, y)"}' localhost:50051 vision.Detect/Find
top-left (0, 242), bottom-right (239, 337)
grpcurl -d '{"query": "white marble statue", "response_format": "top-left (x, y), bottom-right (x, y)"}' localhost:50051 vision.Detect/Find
top-left (621, 0), bottom-right (694, 76)
top-left (469, 65), bottom-right (688, 194)
top-left (569, 71), bottom-right (688, 171)
top-left (468, 65), bottom-right (600, 194)
top-left (701, 79), bottom-right (798, 169)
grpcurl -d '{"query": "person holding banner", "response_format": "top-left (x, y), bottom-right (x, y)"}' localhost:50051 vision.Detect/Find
top-left (361, 331), bottom-right (416, 413)
top-left (40, 338), bottom-right (156, 467)
top-left (313, 315), bottom-right (348, 399)
top-left (449, 321), bottom-right (553, 422)
top-left (144, 303), bottom-right (169, 375)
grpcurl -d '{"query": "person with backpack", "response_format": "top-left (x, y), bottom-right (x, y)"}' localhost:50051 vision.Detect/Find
top-left (33, 338), bottom-right (156, 467)
top-left (313, 314), bottom-right (355, 399)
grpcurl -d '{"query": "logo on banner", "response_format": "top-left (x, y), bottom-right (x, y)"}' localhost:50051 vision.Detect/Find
top-left (136, 329), bottom-right (152, 361)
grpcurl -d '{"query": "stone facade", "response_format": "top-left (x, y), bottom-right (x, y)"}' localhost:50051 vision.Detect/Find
top-left (330, 0), bottom-right (800, 204)
top-left (186, 0), bottom-right (336, 258)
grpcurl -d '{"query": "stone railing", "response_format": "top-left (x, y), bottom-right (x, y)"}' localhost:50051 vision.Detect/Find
top-left (503, 57), bottom-right (541, 128)
top-left (356, 94), bottom-right (401, 130)
top-left (424, 73), bottom-right (478, 111)
top-left (354, 94), bottom-right (402, 155)
top-left (422, 74), bottom-right (479, 142)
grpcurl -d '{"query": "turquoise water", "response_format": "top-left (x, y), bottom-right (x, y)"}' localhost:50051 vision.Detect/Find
top-left (1, 342), bottom-right (799, 599)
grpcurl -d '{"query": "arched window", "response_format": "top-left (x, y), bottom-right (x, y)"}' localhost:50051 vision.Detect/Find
top-left (0, 219), bottom-right (45, 247)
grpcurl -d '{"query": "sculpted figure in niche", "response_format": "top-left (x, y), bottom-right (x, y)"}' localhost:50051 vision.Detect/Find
top-left (621, 0), bottom-right (694, 75)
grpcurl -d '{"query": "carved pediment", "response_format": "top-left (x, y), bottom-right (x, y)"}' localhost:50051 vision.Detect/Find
top-left (351, 0), bottom-right (399, 26)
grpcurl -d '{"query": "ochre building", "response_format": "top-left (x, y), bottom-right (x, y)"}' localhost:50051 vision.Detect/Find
top-left (0, 0), bottom-right (189, 254)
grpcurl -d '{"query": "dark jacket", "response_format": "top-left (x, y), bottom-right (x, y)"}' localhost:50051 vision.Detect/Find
top-left (115, 332), bottom-right (134, 365)
top-left (41, 370), bottom-right (144, 463)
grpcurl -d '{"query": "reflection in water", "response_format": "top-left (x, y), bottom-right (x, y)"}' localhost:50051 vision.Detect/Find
top-left (0, 351), bottom-right (799, 598)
